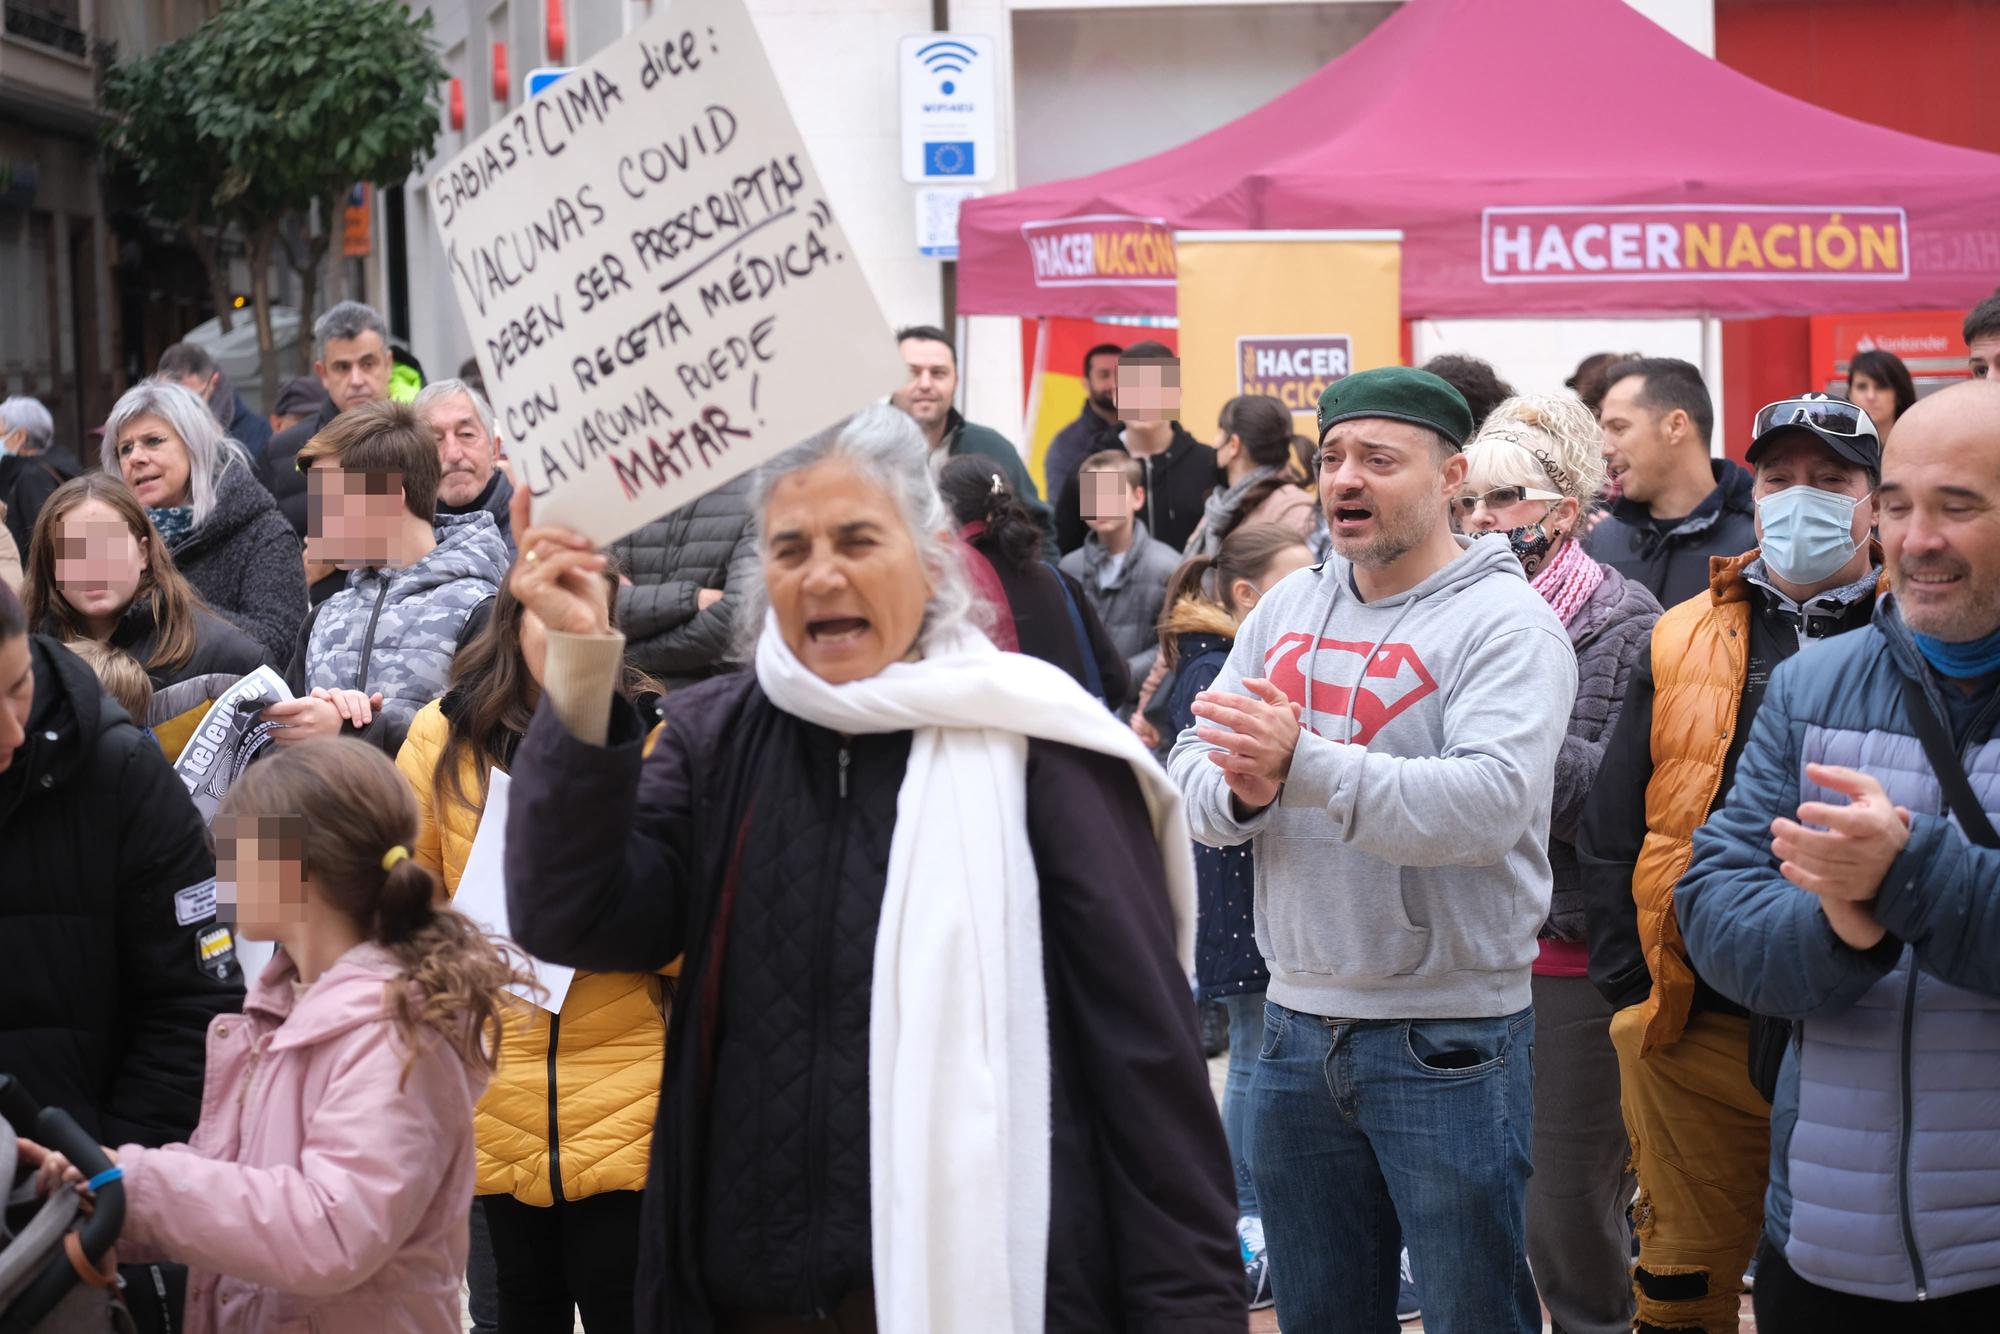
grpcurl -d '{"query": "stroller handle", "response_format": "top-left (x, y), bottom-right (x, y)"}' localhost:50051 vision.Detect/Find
top-left (0, 1075), bottom-right (128, 1334)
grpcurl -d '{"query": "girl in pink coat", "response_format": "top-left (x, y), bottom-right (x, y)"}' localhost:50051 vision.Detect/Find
top-left (33, 737), bottom-right (530, 1334)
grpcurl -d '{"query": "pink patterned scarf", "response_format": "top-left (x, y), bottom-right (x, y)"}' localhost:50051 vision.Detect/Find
top-left (1531, 536), bottom-right (1605, 626)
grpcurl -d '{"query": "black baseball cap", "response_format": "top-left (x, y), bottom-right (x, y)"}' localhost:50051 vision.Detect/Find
top-left (1746, 395), bottom-right (1882, 472)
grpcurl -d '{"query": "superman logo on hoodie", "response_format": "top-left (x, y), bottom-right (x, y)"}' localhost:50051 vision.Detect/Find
top-left (1263, 633), bottom-right (1438, 745)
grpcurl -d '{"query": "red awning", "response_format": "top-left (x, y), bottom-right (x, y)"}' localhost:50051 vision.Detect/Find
top-left (957, 0), bottom-right (2000, 320)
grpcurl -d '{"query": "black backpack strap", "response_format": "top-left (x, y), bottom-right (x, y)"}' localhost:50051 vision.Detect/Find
top-left (1899, 672), bottom-right (2000, 849)
top-left (1046, 562), bottom-right (1106, 703)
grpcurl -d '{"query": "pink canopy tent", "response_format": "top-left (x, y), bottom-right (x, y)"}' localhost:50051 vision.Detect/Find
top-left (956, 0), bottom-right (2000, 320)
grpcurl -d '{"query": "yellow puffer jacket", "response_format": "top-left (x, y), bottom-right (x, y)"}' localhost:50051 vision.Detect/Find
top-left (396, 700), bottom-right (669, 1204)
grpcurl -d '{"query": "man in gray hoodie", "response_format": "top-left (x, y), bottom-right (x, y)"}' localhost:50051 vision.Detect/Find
top-left (1170, 368), bottom-right (1576, 1333)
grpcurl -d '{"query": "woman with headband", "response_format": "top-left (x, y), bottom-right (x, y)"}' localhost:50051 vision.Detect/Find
top-left (1457, 393), bottom-right (1663, 1334)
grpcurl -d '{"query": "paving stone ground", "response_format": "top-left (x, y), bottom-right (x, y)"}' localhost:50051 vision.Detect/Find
top-left (461, 1053), bottom-right (1756, 1331)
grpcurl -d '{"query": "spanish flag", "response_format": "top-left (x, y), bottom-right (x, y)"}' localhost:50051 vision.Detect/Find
top-left (1020, 317), bottom-right (1179, 496)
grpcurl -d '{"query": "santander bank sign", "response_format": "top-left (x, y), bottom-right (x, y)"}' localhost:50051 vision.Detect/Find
top-left (1482, 205), bottom-right (1908, 283)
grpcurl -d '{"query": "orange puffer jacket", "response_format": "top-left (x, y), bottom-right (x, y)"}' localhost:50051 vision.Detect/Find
top-left (1630, 552), bottom-right (1754, 1054)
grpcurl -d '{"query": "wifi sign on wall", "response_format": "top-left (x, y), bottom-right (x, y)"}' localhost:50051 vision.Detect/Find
top-left (899, 32), bottom-right (996, 184)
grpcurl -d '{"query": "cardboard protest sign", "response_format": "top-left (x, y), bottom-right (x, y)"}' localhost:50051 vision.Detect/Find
top-left (430, 0), bottom-right (904, 545)
top-left (451, 769), bottom-right (575, 1012)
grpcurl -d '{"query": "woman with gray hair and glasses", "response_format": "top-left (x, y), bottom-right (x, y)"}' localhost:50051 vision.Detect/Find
top-left (103, 379), bottom-right (306, 663)
top-left (501, 403), bottom-right (1240, 1334)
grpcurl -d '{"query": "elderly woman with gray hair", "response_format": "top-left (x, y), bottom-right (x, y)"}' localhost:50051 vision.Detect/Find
top-left (103, 379), bottom-right (306, 663)
top-left (501, 403), bottom-right (1240, 1334)
top-left (2, 393), bottom-right (79, 555)
top-left (1457, 393), bottom-right (1662, 1334)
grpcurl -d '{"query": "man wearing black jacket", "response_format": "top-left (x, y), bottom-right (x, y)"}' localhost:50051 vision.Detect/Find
top-left (1578, 397), bottom-right (1885, 1333)
top-left (1053, 340), bottom-right (1216, 554)
top-left (159, 340), bottom-right (274, 469)
top-left (1042, 341), bottom-right (1123, 502)
top-left (0, 592), bottom-right (243, 1334)
top-left (265, 301), bottom-right (396, 540)
top-left (1587, 357), bottom-right (1758, 608)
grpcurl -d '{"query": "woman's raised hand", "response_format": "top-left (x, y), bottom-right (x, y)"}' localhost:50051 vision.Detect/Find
top-left (509, 482), bottom-right (612, 638)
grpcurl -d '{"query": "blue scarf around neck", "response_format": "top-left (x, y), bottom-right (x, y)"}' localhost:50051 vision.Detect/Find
top-left (1914, 623), bottom-right (2000, 680)
top-left (147, 504), bottom-right (194, 547)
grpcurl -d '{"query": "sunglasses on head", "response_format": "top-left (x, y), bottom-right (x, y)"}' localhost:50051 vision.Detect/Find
top-left (1451, 484), bottom-right (1563, 518)
top-left (1752, 397), bottom-right (1880, 443)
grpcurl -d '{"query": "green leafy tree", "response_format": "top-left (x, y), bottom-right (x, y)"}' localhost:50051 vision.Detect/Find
top-left (198, 0), bottom-right (447, 400)
top-left (106, 0), bottom-right (447, 402)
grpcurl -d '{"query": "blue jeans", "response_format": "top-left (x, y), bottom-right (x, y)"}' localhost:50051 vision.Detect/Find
top-left (1222, 990), bottom-right (1266, 1217)
top-left (1248, 1001), bottom-right (1538, 1333)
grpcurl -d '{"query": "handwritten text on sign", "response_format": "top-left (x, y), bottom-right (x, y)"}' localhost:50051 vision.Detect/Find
top-left (431, 0), bottom-right (903, 545)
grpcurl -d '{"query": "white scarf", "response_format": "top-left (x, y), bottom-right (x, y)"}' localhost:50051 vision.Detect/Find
top-left (753, 612), bottom-right (1196, 1334)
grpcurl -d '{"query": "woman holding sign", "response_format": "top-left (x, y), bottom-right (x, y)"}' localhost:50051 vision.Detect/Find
top-left (502, 404), bottom-right (1240, 1333)
top-left (396, 570), bottom-right (663, 1334)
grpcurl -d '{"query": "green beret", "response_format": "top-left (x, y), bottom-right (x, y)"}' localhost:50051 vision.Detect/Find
top-left (1316, 367), bottom-right (1474, 449)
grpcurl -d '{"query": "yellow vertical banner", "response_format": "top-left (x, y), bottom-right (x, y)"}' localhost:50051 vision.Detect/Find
top-left (1174, 231), bottom-right (1403, 439)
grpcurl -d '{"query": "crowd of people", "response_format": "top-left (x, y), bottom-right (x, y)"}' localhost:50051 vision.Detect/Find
top-left (2, 289), bottom-right (2000, 1334)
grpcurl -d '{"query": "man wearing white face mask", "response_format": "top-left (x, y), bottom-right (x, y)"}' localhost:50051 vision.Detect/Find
top-left (1578, 394), bottom-right (1884, 1333)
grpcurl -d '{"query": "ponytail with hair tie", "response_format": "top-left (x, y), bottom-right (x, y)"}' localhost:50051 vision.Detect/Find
top-left (1156, 524), bottom-right (1310, 672)
top-left (937, 454), bottom-right (1043, 571)
top-left (374, 851), bottom-right (438, 947)
top-left (214, 738), bottom-right (536, 1078)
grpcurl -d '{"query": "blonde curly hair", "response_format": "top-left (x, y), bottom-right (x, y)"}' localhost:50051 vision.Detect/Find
top-left (1462, 392), bottom-right (1608, 510)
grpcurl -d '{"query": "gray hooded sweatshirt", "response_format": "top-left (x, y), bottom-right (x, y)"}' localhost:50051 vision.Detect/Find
top-left (1169, 536), bottom-right (1576, 1021)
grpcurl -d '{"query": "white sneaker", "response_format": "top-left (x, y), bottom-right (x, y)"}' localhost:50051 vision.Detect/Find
top-left (1397, 1247), bottom-right (1421, 1324)
top-left (1238, 1216), bottom-right (1273, 1311)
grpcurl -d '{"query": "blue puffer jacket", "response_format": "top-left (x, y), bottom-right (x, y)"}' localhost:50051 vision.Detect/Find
top-left (1679, 597), bottom-right (2000, 1303)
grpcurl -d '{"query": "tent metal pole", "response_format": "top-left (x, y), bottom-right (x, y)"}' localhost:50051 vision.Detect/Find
top-left (934, 0), bottom-right (957, 340)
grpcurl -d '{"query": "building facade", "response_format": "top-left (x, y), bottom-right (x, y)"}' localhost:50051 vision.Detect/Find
top-left (386, 0), bottom-right (1718, 449)
top-left (1, 0), bottom-right (221, 449)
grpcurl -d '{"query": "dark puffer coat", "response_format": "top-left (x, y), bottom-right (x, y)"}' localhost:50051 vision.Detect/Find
top-left (264, 399), bottom-right (339, 539)
top-left (961, 521), bottom-right (1130, 710)
top-left (1543, 559), bottom-right (1660, 941)
top-left (1161, 598), bottom-right (1269, 1000)
top-left (609, 471), bottom-right (759, 686)
top-left (108, 599), bottom-right (270, 691)
top-left (1053, 422), bottom-right (1218, 556)
top-left (1583, 459), bottom-right (1757, 610)
top-left (0, 636), bottom-right (243, 1145)
top-left (220, 386), bottom-right (272, 466)
top-left (505, 670), bottom-right (1242, 1333)
top-left (171, 457), bottom-right (307, 664)
top-left (0, 449), bottom-right (73, 552)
